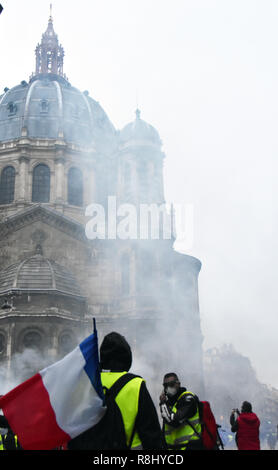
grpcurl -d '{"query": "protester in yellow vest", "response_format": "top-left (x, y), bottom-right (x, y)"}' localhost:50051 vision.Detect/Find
top-left (160, 372), bottom-right (203, 450)
top-left (68, 332), bottom-right (165, 450)
top-left (100, 332), bottom-right (165, 450)
top-left (0, 415), bottom-right (20, 450)
top-left (2, 430), bottom-right (19, 450)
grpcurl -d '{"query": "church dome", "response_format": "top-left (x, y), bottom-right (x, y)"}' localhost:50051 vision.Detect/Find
top-left (0, 251), bottom-right (83, 298)
top-left (0, 75), bottom-right (115, 148)
top-left (0, 16), bottom-right (116, 149)
top-left (120, 109), bottom-right (162, 147)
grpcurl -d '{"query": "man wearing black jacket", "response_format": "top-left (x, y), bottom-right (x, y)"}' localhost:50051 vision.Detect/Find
top-left (0, 414), bottom-right (21, 450)
top-left (69, 332), bottom-right (165, 450)
top-left (160, 372), bottom-right (203, 450)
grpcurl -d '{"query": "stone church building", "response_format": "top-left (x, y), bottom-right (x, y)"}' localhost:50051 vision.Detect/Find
top-left (0, 15), bottom-right (204, 394)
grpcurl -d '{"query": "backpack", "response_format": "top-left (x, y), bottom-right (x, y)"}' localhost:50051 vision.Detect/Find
top-left (68, 373), bottom-right (140, 450)
top-left (198, 401), bottom-right (219, 450)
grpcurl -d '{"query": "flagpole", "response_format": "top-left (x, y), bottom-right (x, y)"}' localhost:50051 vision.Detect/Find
top-left (93, 317), bottom-right (96, 334)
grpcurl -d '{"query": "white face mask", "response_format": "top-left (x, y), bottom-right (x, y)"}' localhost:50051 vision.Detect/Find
top-left (166, 386), bottom-right (177, 396)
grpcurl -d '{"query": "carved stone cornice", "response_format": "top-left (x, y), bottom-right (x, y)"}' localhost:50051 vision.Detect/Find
top-left (0, 204), bottom-right (88, 243)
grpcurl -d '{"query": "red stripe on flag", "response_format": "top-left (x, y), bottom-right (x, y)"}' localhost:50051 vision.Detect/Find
top-left (0, 373), bottom-right (70, 450)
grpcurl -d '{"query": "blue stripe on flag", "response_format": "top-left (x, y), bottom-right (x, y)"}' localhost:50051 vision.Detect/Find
top-left (79, 332), bottom-right (104, 400)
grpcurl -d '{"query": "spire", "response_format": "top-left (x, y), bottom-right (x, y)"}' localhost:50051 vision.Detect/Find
top-left (49, 3), bottom-right (53, 21)
top-left (34, 6), bottom-right (67, 79)
top-left (135, 108), bottom-right (141, 120)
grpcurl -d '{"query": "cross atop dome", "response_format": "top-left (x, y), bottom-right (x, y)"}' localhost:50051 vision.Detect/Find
top-left (34, 5), bottom-right (67, 79)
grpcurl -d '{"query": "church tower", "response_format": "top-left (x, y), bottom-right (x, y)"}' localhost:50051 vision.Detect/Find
top-left (0, 13), bottom-right (205, 396)
top-left (118, 108), bottom-right (165, 205)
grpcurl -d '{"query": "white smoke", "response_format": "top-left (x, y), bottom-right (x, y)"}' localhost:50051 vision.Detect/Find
top-left (0, 348), bottom-right (55, 395)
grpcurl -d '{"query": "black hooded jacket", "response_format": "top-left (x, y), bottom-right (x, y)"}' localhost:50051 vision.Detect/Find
top-left (69, 332), bottom-right (165, 450)
top-left (163, 387), bottom-right (199, 428)
top-left (0, 415), bottom-right (21, 450)
top-left (160, 387), bottom-right (203, 450)
top-left (101, 332), bottom-right (165, 449)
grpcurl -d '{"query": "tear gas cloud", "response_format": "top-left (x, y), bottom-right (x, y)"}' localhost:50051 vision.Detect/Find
top-left (0, 348), bottom-right (54, 395)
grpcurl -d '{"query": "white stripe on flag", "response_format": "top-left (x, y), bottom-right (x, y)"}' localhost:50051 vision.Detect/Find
top-left (40, 345), bottom-right (106, 438)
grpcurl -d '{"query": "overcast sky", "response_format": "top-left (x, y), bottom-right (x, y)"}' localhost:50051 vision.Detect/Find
top-left (0, 0), bottom-right (277, 388)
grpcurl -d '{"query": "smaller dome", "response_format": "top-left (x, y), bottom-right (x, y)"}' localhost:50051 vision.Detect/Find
top-left (0, 251), bottom-right (83, 298)
top-left (120, 109), bottom-right (162, 146)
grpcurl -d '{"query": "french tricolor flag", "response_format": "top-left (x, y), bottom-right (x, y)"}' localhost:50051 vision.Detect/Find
top-left (0, 324), bottom-right (106, 450)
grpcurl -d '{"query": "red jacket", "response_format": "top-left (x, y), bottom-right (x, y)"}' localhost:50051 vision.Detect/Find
top-left (237, 412), bottom-right (260, 450)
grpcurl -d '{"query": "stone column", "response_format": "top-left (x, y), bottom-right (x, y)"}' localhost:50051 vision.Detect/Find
top-left (17, 155), bottom-right (30, 202)
top-left (54, 156), bottom-right (65, 203)
top-left (48, 326), bottom-right (59, 361)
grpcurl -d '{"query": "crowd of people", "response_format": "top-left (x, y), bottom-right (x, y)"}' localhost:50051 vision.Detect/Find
top-left (0, 331), bottom-right (277, 451)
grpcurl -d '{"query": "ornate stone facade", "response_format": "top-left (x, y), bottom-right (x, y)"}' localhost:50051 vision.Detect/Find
top-left (0, 14), bottom-right (204, 394)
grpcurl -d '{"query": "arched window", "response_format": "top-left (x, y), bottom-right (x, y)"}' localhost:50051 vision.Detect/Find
top-left (32, 164), bottom-right (50, 203)
top-left (68, 167), bottom-right (83, 206)
top-left (7, 102), bottom-right (17, 116)
top-left (58, 332), bottom-right (76, 355)
top-left (121, 253), bottom-right (130, 295)
top-left (23, 331), bottom-right (42, 351)
top-left (40, 99), bottom-right (49, 114)
top-left (0, 166), bottom-right (15, 204)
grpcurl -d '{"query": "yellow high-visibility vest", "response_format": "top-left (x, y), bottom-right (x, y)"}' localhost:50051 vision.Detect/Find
top-left (164, 390), bottom-right (201, 450)
top-left (101, 371), bottom-right (144, 450)
top-left (0, 435), bottom-right (4, 450)
top-left (2, 433), bottom-right (19, 450)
